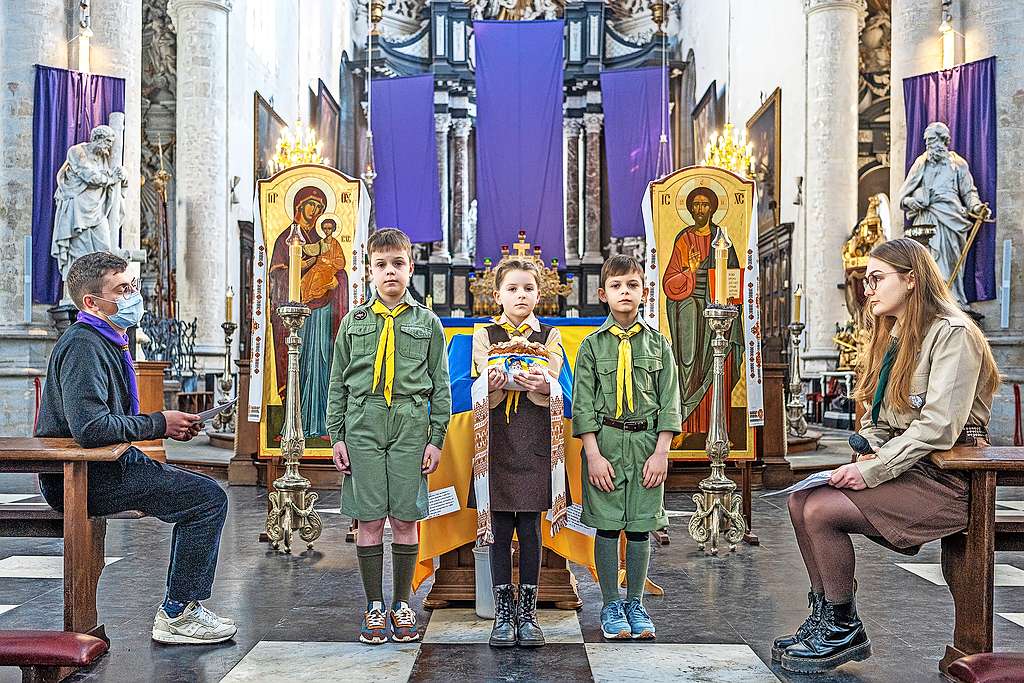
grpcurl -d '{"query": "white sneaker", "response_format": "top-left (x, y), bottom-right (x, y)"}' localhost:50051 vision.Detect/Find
top-left (152, 601), bottom-right (238, 644)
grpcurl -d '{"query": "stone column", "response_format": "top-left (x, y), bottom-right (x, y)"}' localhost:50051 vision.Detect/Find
top-left (889, 0), bottom-right (943, 228)
top-left (0, 0), bottom-right (68, 434)
top-left (430, 113), bottom-right (452, 262)
top-left (451, 118), bottom-right (472, 265)
top-left (582, 112), bottom-right (604, 264)
top-left (564, 118), bottom-right (582, 265)
top-left (90, 0), bottom-right (144, 256)
top-left (802, 0), bottom-right (865, 367)
top-left (169, 0), bottom-right (231, 360)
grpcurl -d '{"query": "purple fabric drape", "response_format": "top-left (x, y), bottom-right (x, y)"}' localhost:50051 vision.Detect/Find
top-left (32, 65), bottom-right (126, 305)
top-left (474, 20), bottom-right (565, 266)
top-left (371, 74), bottom-right (442, 244)
top-left (903, 56), bottom-right (996, 303)
top-left (601, 66), bottom-right (672, 238)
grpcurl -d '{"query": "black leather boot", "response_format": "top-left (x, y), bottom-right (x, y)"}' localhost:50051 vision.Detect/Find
top-left (771, 591), bottom-right (825, 663)
top-left (489, 584), bottom-right (517, 647)
top-left (516, 584), bottom-right (545, 647)
top-left (780, 598), bottom-right (871, 673)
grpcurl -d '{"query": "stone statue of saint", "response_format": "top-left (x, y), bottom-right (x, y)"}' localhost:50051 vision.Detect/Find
top-left (50, 124), bottom-right (129, 289)
top-left (897, 121), bottom-right (986, 307)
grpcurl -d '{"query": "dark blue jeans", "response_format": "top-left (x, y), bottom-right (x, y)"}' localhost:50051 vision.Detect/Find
top-left (38, 447), bottom-right (228, 603)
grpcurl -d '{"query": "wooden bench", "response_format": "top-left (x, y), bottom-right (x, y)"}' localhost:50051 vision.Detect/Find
top-left (0, 630), bottom-right (108, 683)
top-left (930, 446), bottom-right (1024, 675)
top-left (0, 438), bottom-right (130, 641)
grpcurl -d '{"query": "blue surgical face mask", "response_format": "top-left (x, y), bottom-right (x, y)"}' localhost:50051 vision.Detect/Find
top-left (95, 290), bottom-right (144, 329)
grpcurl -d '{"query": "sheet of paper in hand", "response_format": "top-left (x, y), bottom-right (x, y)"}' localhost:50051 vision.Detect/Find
top-left (487, 340), bottom-right (551, 390)
top-left (762, 470), bottom-right (834, 497)
top-left (196, 397), bottom-right (239, 423)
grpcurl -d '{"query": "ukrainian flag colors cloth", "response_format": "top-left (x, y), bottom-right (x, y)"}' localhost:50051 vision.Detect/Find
top-left (415, 333), bottom-right (594, 590)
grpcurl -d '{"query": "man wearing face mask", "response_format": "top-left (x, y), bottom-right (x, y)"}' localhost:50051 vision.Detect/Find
top-left (34, 251), bottom-right (237, 644)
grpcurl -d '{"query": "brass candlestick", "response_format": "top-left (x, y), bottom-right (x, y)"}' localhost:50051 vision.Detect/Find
top-left (688, 303), bottom-right (748, 555)
top-left (787, 321), bottom-right (808, 437)
top-left (211, 321), bottom-right (237, 434)
top-left (265, 303), bottom-right (323, 553)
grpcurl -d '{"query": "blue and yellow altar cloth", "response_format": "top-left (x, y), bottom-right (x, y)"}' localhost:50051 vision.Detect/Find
top-left (414, 317), bottom-right (603, 589)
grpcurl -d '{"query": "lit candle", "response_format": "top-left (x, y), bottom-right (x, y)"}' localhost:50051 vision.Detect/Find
top-left (225, 287), bottom-right (234, 323)
top-left (714, 231), bottom-right (728, 305)
top-left (793, 284), bottom-right (802, 323)
top-left (287, 225), bottom-right (303, 303)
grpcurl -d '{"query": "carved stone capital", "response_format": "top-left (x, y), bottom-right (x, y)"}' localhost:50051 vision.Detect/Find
top-left (803, 0), bottom-right (865, 17)
top-left (583, 112), bottom-right (603, 135)
top-left (452, 118), bottom-right (473, 139)
top-left (435, 112), bottom-right (452, 134)
top-left (563, 118), bottom-right (583, 137)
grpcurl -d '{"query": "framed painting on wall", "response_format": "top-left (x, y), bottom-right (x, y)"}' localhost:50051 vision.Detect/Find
top-left (253, 91), bottom-right (287, 183)
top-left (691, 80), bottom-right (719, 165)
top-left (746, 87), bottom-right (782, 229)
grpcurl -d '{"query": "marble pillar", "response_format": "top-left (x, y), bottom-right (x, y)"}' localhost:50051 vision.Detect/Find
top-left (564, 118), bottom-right (582, 265)
top-left (582, 112), bottom-right (604, 264)
top-left (169, 0), bottom-right (231, 361)
top-left (802, 0), bottom-right (865, 367)
top-left (90, 0), bottom-right (144, 258)
top-left (0, 0), bottom-right (68, 434)
top-left (451, 118), bottom-right (472, 265)
top-left (431, 113), bottom-right (452, 263)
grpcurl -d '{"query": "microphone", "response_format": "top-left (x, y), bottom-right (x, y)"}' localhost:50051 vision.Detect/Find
top-left (849, 433), bottom-right (874, 456)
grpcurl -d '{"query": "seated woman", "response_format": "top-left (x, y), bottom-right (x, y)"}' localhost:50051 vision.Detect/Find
top-left (775, 237), bottom-right (1000, 674)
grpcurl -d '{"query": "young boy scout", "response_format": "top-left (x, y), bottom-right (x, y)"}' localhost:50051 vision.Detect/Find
top-left (573, 255), bottom-right (681, 641)
top-left (326, 228), bottom-right (452, 645)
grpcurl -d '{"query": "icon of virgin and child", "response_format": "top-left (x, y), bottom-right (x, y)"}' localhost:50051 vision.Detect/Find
top-left (268, 184), bottom-right (350, 442)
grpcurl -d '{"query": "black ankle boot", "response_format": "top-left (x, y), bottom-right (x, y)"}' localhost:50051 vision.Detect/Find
top-left (780, 598), bottom-right (871, 673)
top-left (771, 591), bottom-right (825, 663)
top-left (489, 584), bottom-right (518, 647)
top-left (516, 584), bottom-right (545, 647)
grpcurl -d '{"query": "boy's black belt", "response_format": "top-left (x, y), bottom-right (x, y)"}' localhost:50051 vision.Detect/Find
top-left (602, 416), bottom-right (648, 432)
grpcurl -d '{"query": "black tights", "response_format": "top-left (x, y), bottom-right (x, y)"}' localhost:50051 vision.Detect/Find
top-left (788, 487), bottom-right (880, 603)
top-left (490, 511), bottom-right (542, 585)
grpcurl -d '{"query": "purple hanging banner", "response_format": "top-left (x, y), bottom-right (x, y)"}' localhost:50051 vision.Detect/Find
top-left (903, 56), bottom-right (996, 303)
top-left (371, 73), bottom-right (442, 244)
top-left (601, 66), bottom-right (671, 238)
top-left (474, 20), bottom-right (565, 266)
top-left (32, 65), bottom-right (126, 305)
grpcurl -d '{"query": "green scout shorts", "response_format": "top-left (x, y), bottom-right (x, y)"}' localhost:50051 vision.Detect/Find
top-left (341, 394), bottom-right (430, 522)
top-left (580, 424), bottom-right (668, 533)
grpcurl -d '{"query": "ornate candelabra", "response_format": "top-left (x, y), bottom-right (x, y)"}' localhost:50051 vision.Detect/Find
top-left (211, 321), bottom-right (237, 434)
top-left (688, 304), bottom-right (748, 554)
top-left (787, 321), bottom-right (808, 437)
top-left (264, 303), bottom-right (323, 553)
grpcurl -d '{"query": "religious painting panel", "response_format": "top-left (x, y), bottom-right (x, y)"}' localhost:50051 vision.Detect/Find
top-left (246, 164), bottom-right (370, 457)
top-left (314, 79), bottom-right (341, 169)
top-left (643, 166), bottom-right (764, 460)
top-left (691, 80), bottom-right (718, 166)
top-left (253, 92), bottom-right (287, 183)
top-left (746, 87), bottom-right (781, 230)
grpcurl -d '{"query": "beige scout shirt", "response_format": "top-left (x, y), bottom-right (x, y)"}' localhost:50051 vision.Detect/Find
top-left (855, 315), bottom-right (993, 488)
top-left (471, 313), bottom-right (563, 409)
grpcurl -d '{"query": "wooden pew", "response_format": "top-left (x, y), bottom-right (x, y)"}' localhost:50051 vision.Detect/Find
top-left (930, 446), bottom-right (1024, 675)
top-left (0, 438), bottom-right (130, 641)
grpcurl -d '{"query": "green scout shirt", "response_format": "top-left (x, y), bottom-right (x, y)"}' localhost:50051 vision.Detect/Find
top-left (572, 314), bottom-right (682, 437)
top-left (325, 290), bottom-right (452, 449)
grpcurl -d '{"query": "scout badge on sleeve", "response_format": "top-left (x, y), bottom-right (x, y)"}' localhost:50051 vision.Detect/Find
top-left (470, 340), bottom-right (568, 545)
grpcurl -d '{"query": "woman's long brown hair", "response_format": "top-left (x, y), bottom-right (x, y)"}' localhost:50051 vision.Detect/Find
top-left (852, 238), bottom-right (999, 413)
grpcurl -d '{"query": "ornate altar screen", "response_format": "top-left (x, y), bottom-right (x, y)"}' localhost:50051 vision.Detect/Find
top-left (642, 166), bottom-right (764, 460)
top-left (246, 164), bottom-right (370, 458)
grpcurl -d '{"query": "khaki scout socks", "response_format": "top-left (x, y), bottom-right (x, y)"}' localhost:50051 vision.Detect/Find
top-left (357, 542), bottom-right (421, 605)
top-left (625, 538), bottom-right (651, 601)
top-left (594, 533), bottom-right (621, 605)
top-left (391, 542), bottom-right (420, 605)
top-left (357, 544), bottom-right (385, 604)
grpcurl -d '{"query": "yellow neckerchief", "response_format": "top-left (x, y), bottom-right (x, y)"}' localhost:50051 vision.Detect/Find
top-left (607, 322), bottom-right (643, 418)
top-left (370, 300), bottom-right (410, 405)
top-left (498, 319), bottom-right (532, 422)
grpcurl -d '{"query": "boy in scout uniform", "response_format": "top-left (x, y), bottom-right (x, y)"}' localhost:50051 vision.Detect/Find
top-left (573, 255), bottom-right (681, 641)
top-left (326, 228), bottom-right (452, 645)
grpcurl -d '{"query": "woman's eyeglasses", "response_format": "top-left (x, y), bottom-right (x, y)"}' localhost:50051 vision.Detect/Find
top-left (862, 271), bottom-right (906, 292)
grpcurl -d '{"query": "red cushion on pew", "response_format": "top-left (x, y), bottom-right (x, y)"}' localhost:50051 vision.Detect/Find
top-left (0, 630), bottom-right (108, 667)
top-left (948, 653), bottom-right (1024, 683)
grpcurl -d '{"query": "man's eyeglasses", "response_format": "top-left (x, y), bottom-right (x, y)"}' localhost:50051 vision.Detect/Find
top-left (862, 271), bottom-right (906, 292)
